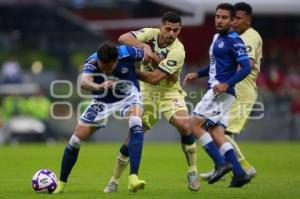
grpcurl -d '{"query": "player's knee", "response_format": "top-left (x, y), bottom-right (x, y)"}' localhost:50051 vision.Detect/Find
top-left (128, 116), bottom-right (142, 128)
top-left (175, 120), bottom-right (191, 136)
top-left (190, 116), bottom-right (205, 128)
top-left (68, 135), bottom-right (84, 149)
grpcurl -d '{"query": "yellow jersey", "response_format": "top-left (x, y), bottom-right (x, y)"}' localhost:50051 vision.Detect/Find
top-left (239, 27), bottom-right (263, 90)
top-left (131, 28), bottom-right (185, 95)
top-left (226, 27), bottom-right (263, 133)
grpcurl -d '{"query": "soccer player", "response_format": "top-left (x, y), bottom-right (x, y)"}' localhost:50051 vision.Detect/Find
top-left (53, 42), bottom-right (147, 193)
top-left (199, 2), bottom-right (263, 181)
top-left (184, 3), bottom-right (251, 187)
top-left (103, 12), bottom-right (200, 192)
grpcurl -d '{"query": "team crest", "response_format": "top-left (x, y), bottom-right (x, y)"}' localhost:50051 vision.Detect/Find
top-left (121, 67), bottom-right (129, 74)
top-left (218, 41), bottom-right (224, 48)
top-left (167, 60), bottom-right (177, 66)
top-left (246, 45), bottom-right (252, 53)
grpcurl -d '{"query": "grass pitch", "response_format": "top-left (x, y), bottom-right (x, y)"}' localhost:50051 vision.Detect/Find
top-left (0, 142), bottom-right (300, 199)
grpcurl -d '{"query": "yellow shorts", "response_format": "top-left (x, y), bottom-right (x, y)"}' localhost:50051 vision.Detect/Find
top-left (141, 90), bottom-right (188, 130)
top-left (226, 82), bottom-right (258, 134)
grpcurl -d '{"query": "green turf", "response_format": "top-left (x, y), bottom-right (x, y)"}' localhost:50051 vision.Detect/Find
top-left (0, 142), bottom-right (300, 199)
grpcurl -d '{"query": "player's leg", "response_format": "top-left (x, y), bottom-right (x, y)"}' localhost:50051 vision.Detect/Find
top-left (54, 124), bottom-right (97, 193)
top-left (225, 133), bottom-right (256, 177)
top-left (200, 92), bottom-right (257, 181)
top-left (211, 126), bottom-right (250, 187)
top-left (192, 89), bottom-right (234, 184)
top-left (209, 92), bottom-right (250, 187)
top-left (103, 110), bottom-right (156, 193)
top-left (125, 105), bottom-right (146, 192)
top-left (190, 116), bottom-right (232, 184)
top-left (226, 83), bottom-right (257, 176)
top-left (169, 110), bottom-right (200, 191)
top-left (104, 92), bottom-right (153, 193)
top-left (103, 135), bottom-right (130, 193)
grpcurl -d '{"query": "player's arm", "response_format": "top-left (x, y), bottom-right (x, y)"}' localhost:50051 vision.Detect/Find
top-left (241, 35), bottom-right (259, 70)
top-left (213, 41), bottom-right (251, 95)
top-left (80, 74), bottom-right (114, 91)
top-left (80, 56), bottom-right (114, 91)
top-left (183, 65), bottom-right (209, 86)
top-left (119, 31), bottom-right (153, 62)
top-left (136, 69), bottom-right (168, 85)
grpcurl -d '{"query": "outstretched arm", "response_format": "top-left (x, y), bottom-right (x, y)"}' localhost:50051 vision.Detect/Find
top-left (136, 70), bottom-right (168, 85)
top-left (119, 32), bottom-right (153, 63)
top-left (80, 74), bottom-right (114, 91)
top-left (183, 65), bottom-right (209, 86)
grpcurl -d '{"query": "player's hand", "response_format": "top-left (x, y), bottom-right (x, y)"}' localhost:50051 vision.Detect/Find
top-left (150, 53), bottom-right (164, 65)
top-left (213, 83), bottom-right (229, 96)
top-left (99, 80), bottom-right (115, 90)
top-left (183, 72), bottom-right (198, 86)
top-left (167, 73), bottom-right (179, 84)
top-left (142, 44), bottom-right (153, 63)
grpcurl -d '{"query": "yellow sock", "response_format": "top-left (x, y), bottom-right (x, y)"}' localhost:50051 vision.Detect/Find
top-left (225, 135), bottom-right (252, 171)
top-left (182, 142), bottom-right (197, 173)
top-left (110, 153), bottom-right (129, 183)
top-left (239, 158), bottom-right (252, 171)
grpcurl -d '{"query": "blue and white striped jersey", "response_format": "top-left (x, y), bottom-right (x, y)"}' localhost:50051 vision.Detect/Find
top-left (208, 31), bottom-right (250, 95)
top-left (82, 45), bottom-right (144, 103)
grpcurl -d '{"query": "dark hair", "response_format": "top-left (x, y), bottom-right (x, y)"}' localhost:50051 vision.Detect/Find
top-left (234, 2), bottom-right (252, 16)
top-left (161, 11), bottom-right (182, 25)
top-left (216, 3), bottom-right (235, 18)
top-left (96, 42), bottom-right (118, 64)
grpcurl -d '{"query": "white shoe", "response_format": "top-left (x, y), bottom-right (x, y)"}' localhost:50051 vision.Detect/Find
top-left (103, 181), bottom-right (118, 193)
top-left (199, 170), bottom-right (226, 181)
top-left (246, 167), bottom-right (256, 178)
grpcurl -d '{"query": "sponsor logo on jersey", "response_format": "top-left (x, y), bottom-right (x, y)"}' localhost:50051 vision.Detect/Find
top-left (121, 67), bottom-right (129, 74)
top-left (233, 43), bottom-right (245, 47)
top-left (246, 45), bottom-right (252, 53)
top-left (84, 59), bottom-right (97, 71)
top-left (237, 48), bottom-right (246, 56)
top-left (84, 64), bottom-right (97, 71)
top-left (167, 60), bottom-right (177, 66)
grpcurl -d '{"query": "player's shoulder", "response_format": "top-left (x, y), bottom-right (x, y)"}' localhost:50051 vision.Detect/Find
top-left (117, 45), bottom-right (131, 59)
top-left (227, 31), bottom-right (244, 45)
top-left (168, 38), bottom-right (185, 53)
top-left (85, 52), bottom-right (98, 64)
top-left (242, 28), bottom-right (262, 42)
top-left (138, 27), bottom-right (160, 35)
top-left (87, 52), bottom-right (97, 60)
top-left (83, 52), bottom-right (99, 72)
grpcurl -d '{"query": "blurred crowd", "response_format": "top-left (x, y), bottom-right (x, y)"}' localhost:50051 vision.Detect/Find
top-left (258, 47), bottom-right (300, 117)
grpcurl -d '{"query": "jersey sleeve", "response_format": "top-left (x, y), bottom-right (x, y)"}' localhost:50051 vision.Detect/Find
top-left (82, 54), bottom-right (98, 74)
top-left (231, 38), bottom-right (249, 63)
top-left (157, 48), bottom-right (185, 75)
top-left (126, 46), bottom-right (144, 61)
top-left (241, 35), bottom-right (257, 60)
top-left (130, 28), bottom-right (157, 42)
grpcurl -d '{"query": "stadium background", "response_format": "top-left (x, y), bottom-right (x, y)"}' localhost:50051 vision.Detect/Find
top-left (1, 0), bottom-right (300, 143)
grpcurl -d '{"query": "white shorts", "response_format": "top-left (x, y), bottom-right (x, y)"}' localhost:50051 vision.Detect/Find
top-left (80, 91), bottom-right (142, 128)
top-left (193, 89), bottom-right (235, 128)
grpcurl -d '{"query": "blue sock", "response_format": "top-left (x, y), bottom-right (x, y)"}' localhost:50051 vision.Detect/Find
top-left (128, 125), bottom-right (144, 175)
top-left (60, 144), bottom-right (79, 182)
top-left (224, 149), bottom-right (245, 177)
top-left (181, 134), bottom-right (196, 145)
top-left (199, 133), bottom-right (226, 167)
top-left (119, 144), bottom-right (129, 157)
top-left (203, 141), bottom-right (226, 167)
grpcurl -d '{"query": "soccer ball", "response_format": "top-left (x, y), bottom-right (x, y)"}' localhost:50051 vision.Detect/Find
top-left (32, 169), bottom-right (57, 193)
